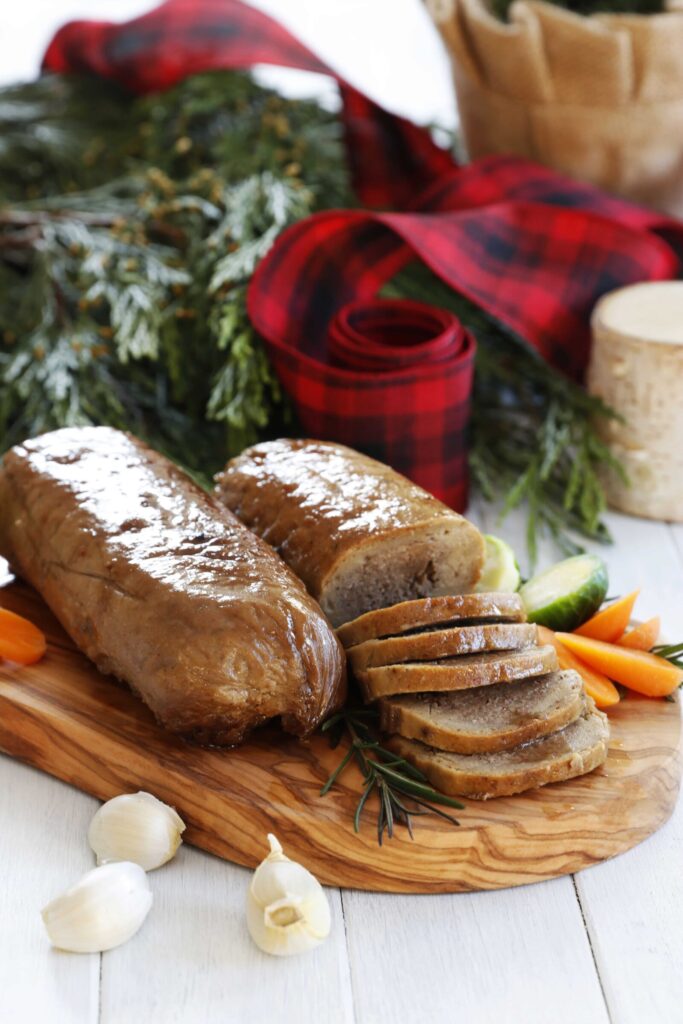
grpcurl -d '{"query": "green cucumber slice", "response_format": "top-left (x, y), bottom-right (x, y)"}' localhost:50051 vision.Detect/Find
top-left (519, 554), bottom-right (608, 632)
top-left (475, 535), bottom-right (521, 593)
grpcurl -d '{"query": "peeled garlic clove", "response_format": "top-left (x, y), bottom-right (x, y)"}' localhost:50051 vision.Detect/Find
top-left (247, 834), bottom-right (331, 957)
top-left (88, 791), bottom-right (186, 871)
top-left (41, 861), bottom-right (152, 953)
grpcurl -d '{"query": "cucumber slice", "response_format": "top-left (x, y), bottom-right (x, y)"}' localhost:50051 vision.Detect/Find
top-left (475, 535), bottom-right (521, 593)
top-left (519, 554), bottom-right (608, 632)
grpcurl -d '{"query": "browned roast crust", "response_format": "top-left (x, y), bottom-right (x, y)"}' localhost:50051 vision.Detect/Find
top-left (385, 705), bottom-right (610, 799)
top-left (0, 427), bottom-right (346, 745)
top-left (347, 623), bottom-right (538, 671)
top-left (214, 439), bottom-right (485, 627)
top-left (337, 593), bottom-right (527, 649)
top-left (355, 646), bottom-right (560, 700)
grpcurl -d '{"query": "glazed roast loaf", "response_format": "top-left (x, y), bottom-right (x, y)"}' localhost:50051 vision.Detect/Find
top-left (0, 428), bottom-right (346, 745)
top-left (215, 440), bottom-right (485, 627)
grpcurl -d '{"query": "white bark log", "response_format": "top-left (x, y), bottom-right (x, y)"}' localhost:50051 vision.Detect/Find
top-left (588, 281), bottom-right (683, 522)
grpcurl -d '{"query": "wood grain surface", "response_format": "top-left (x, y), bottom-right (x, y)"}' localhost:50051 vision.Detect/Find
top-left (0, 582), bottom-right (680, 894)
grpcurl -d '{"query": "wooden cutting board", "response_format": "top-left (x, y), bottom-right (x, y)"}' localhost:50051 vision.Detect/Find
top-left (0, 582), bottom-right (680, 894)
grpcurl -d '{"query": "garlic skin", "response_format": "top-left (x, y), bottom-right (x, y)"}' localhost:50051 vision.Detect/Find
top-left (88, 791), bottom-right (186, 871)
top-left (246, 834), bottom-right (331, 957)
top-left (41, 861), bottom-right (152, 953)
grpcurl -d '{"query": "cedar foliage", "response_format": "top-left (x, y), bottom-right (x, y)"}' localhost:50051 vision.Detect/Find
top-left (0, 70), bottom-right (621, 556)
top-left (0, 72), bottom-right (351, 479)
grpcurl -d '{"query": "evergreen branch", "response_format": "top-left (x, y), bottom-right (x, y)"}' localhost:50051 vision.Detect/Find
top-left (0, 71), bottom-right (352, 478)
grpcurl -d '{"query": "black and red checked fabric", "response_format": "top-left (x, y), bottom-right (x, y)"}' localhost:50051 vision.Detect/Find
top-left (43, 0), bottom-right (683, 509)
top-left (42, 0), bottom-right (453, 211)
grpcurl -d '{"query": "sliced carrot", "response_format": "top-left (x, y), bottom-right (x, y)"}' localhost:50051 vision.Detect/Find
top-left (0, 607), bottom-right (46, 665)
top-left (556, 632), bottom-right (683, 698)
top-left (574, 589), bottom-right (639, 643)
top-left (619, 617), bottom-right (661, 652)
top-left (537, 625), bottom-right (620, 708)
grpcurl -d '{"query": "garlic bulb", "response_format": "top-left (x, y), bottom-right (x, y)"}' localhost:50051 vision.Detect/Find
top-left (88, 791), bottom-right (186, 870)
top-left (41, 861), bottom-right (152, 953)
top-left (246, 834), bottom-right (331, 957)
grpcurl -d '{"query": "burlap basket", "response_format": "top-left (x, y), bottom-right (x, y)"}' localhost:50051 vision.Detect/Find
top-left (428, 0), bottom-right (683, 215)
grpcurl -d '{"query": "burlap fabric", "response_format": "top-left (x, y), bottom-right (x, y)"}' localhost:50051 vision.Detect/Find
top-left (428, 0), bottom-right (683, 215)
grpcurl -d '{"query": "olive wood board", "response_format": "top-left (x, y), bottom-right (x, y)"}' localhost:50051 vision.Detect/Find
top-left (0, 582), bottom-right (680, 894)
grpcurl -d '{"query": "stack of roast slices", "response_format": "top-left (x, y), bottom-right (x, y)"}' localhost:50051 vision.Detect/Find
top-left (338, 594), bottom-right (610, 800)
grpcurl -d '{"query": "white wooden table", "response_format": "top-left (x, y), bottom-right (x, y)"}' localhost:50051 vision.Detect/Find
top-left (1, 505), bottom-right (682, 1024)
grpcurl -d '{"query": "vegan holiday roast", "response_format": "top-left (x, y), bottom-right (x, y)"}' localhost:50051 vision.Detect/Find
top-left (2, 425), bottom-right (681, 813)
top-left (0, 0), bottom-right (682, 898)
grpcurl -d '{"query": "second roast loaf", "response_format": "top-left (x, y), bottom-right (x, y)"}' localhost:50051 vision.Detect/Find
top-left (215, 439), bottom-right (485, 627)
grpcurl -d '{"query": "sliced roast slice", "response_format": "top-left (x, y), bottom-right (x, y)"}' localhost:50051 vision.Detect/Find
top-left (337, 593), bottom-right (526, 649)
top-left (386, 704), bottom-right (609, 799)
top-left (378, 670), bottom-right (585, 754)
top-left (348, 622), bottom-right (537, 671)
top-left (356, 645), bottom-right (559, 700)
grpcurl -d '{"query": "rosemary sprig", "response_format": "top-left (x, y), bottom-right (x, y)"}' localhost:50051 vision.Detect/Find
top-left (321, 708), bottom-right (464, 844)
top-left (652, 642), bottom-right (683, 670)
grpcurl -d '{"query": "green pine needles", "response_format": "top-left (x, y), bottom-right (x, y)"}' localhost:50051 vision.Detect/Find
top-left (0, 70), bottom-right (622, 555)
top-left (0, 72), bottom-right (351, 481)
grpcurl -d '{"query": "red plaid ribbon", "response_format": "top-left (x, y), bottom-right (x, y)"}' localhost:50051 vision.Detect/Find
top-left (43, 0), bottom-right (452, 211)
top-left (43, 0), bottom-right (682, 509)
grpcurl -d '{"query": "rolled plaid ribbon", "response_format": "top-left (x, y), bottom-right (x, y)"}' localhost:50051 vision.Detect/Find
top-left (43, 0), bottom-right (682, 509)
top-left (328, 300), bottom-right (464, 372)
top-left (278, 296), bottom-right (476, 508)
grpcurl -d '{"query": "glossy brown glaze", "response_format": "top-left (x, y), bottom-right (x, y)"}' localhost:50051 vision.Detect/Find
top-left (215, 439), bottom-right (484, 625)
top-left (0, 427), bottom-right (346, 745)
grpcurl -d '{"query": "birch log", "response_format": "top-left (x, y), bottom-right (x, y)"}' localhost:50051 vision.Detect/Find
top-left (588, 281), bottom-right (683, 522)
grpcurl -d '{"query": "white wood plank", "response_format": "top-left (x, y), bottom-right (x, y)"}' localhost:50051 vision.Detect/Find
top-left (669, 523), bottom-right (683, 572)
top-left (570, 510), bottom-right (683, 1024)
top-left (342, 878), bottom-right (609, 1024)
top-left (0, 756), bottom-right (100, 1024)
top-left (99, 845), bottom-right (354, 1024)
top-left (576, 790), bottom-right (683, 1024)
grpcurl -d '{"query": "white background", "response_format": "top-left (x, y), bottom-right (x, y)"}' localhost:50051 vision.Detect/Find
top-left (0, 0), bottom-right (457, 127)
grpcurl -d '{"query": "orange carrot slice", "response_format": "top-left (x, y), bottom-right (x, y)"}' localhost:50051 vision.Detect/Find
top-left (574, 589), bottom-right (639, 643)
top-left (537, 625), bottom-right (620, 708)
top-left (0, 607), bottom-right (46, 665)
top-left (556, 632), bottom-right (682, 698)
top-left (619, 617), bottom-right (661, 652)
